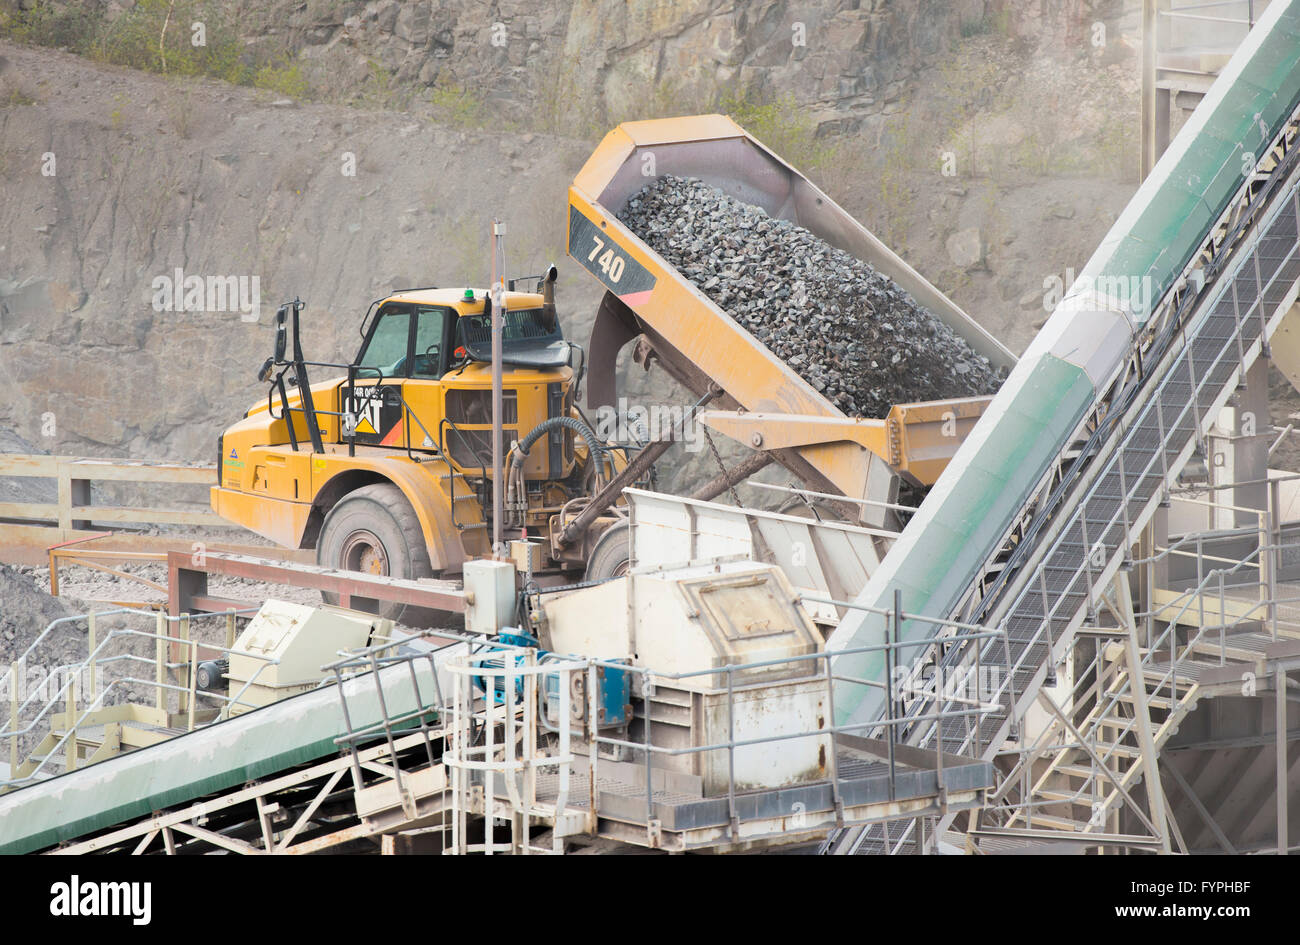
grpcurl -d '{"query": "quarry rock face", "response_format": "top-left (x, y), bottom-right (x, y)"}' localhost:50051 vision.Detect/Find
top-left (946, 227), bottom-right (985, 271)
top-left (619, 176), bottom-right (1005, 419)
top-left (0, 41), bottom-right (600, 461)
top-left (23, 0), bottom-right (981, 135)
top-left (0, 1), bottom-right (1137, 490)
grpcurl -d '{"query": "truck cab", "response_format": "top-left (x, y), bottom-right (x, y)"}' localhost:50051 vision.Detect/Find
top-left (345, 287), bottom-right (579, 483)
top-left (211, 278), bottom-right (614, 609)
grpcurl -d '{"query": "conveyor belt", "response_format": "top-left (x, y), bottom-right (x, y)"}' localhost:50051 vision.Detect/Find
top-left (956, 167), bottom-right (1300, 753)
top-left (838, 161), bottom-right (1300, 854)
top-left (826, 1), bottom-right (1300, 852)
top-left (0, 659), bottom-right (442, 855)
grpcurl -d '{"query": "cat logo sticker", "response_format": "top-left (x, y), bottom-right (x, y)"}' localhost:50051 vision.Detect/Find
top-left (346, 386), bottom-right (403, 445)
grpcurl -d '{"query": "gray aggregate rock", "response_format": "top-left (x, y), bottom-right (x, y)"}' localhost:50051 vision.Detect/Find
top-left (619, 176), bottom-right (1005, 419)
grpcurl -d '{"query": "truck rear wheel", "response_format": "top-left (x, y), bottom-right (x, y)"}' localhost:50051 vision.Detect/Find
top-left (317, 483), bottom-right (435, 623)
top-left (584, 521), bottom-right (631, 582)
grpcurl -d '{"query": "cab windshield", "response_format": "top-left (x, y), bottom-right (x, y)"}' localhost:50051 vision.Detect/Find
top-left (456, 306), bottom-right (561, 355)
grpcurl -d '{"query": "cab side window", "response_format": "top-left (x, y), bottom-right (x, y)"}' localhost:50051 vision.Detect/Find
top-left (411, 306), bottom-right (451, 378)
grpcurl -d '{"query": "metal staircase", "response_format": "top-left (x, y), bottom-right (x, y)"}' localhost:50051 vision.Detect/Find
top-left (985, 524), bottom-right (1298, 849)
top-left (984, 573), bottom-right (1202, 849)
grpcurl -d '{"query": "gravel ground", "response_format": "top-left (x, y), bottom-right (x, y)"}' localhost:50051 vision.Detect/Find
top-left (620, 176), bottom-right (1007, 418)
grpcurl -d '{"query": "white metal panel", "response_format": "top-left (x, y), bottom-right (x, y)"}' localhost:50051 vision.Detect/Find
top-left (542, 578), bottom-right (632, 660)
top-left (631, 489), bottom-right (754, 567)
top-left (628, 489), bottom-right (883, 626)
top-left (700, 680), bottom-right (830, 793)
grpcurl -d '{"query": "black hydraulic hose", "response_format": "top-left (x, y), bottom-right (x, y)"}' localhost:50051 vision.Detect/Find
top-left (505, 416), bottom-right (607, 524)
top-left (515, 415), bottom-right (606, 464)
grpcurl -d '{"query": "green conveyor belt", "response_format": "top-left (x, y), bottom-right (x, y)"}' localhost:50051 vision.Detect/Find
top-left (829, 0), bottom-right (1300, 726)
top-left (828, 354), bottom-right (1094, 723)
top-left (0, 661), bottom-right (439, 855)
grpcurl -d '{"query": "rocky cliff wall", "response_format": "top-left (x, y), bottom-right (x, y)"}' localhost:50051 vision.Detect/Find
top-left (0, 0), bottom-right (1140, 484)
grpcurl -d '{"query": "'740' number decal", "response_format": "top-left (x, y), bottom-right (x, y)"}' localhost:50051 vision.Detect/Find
top-left (567, 205), bottom-right (657, 298)
top-left (586, 235), bottom-right (626, 282)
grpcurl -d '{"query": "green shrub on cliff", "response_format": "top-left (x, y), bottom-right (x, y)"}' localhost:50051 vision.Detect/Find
top-left (2, 0), bottom-right (250, 85)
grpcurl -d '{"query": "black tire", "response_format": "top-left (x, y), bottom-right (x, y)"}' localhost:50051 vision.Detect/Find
top-left (316, 482), bottom-right (435, 623)
top-left (584, 521), bottom-right (631, 582)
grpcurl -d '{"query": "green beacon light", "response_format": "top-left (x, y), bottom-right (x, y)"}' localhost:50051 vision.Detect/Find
top-left (462, 289), bottom-right (475, 302)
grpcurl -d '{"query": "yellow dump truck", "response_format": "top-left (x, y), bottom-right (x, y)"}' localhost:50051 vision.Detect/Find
top-left (569, 115), bottom-right (1017, 525)
top-left (211, 114), bottom-right (1016, 604)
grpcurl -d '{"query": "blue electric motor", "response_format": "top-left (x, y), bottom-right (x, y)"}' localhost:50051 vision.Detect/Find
top-left (471, 630), bottom-right (632, 729)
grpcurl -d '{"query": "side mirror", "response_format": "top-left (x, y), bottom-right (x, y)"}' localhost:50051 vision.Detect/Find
top-left (257, 356), bottom-right (275, 383)
top-left (273, 305), bottom-right (288, 363)
top-left (568, 342), bottom-right (586, 396)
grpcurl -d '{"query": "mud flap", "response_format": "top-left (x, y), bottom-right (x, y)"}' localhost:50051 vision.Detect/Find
top-left (586, 291), bottom-right (642, 411)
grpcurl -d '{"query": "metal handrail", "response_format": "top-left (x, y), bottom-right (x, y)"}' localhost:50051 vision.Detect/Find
top-left (832, 109), bottom-right (1300, 854)
top-left (321, 613), bottom-right (1005, 852)
top-left (933, 157), bottom-right (1300, 763)
top-left (2, 608), bottom-right (274, 787)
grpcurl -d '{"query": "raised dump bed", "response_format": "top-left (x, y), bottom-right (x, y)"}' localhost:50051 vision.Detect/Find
top-left (568, 114), bottom-right (1016, 504)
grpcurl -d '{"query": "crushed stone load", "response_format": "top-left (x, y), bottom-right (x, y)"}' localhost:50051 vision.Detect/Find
top-left (619, 175), bottom-right (1006, 419)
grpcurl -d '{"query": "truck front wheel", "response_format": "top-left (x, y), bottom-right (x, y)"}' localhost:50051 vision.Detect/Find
top-left (316, 483), bottom-right (435, 623)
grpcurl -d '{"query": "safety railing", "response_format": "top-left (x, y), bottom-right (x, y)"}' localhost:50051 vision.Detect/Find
top-left (320, 605), bottom-right (1006, 853)
top-left (1, 606), bottom-right (272, 790)
top-left (326, 633), bottom-right (454, 805)
top-left (583, 628), bottom-right (1003, 848)
top-left (826, 116), bottom-right (1300, 855)
top-left (480, 613), bottom-right (1002, 851)
top-left (985, 513), bottom-right (1300, 832)
top-left (444, 647), bottom-right (586, 854)
top-left (1147, 497), bottom-right (1300, 641)
top-left (47, 542), bottom-right (168, 607)
top-left (0, 454), bottom-right (221, 533)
